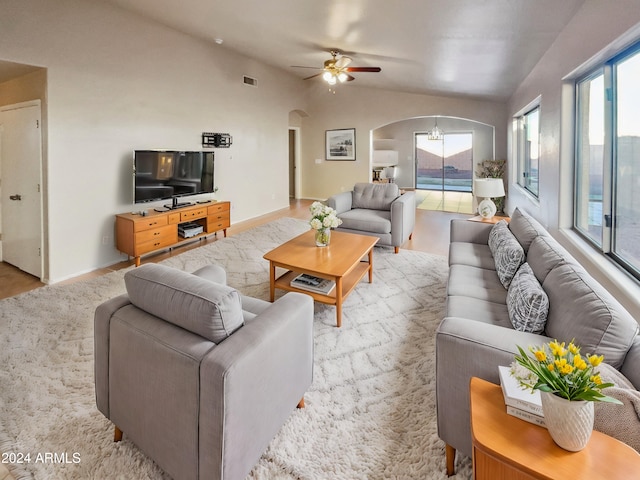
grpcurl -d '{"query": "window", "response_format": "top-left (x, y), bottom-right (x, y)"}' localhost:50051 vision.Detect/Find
top-left (575, 41), bottom-right (640, 278)
top-left (575, 72), bottom-right (605, 247)
top-left (415, 132), bottom-right (473, 192)
top-left (515, 106), bottom-right (540, 197)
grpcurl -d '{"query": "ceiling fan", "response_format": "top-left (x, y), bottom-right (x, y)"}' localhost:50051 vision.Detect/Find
top-left (292, 50), bottom-right (382, 85)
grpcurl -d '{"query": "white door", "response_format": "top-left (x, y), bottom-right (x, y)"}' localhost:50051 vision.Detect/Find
top-left (0, 103), bottom-right (43, 278)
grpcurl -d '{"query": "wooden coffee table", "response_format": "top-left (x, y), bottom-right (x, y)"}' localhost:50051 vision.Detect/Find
top-left (263, 230), bottom-right (378, 327)
top-left (469, 377), bottom-right (640, 479)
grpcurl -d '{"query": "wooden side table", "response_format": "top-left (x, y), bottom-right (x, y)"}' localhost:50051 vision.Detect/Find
top-left (469, 377), bottom-right (640, 479)
top-left (467, 215), bottom-right (510, 224)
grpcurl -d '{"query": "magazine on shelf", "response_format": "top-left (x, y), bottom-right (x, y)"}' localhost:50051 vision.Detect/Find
top-left (290, 273), bottom-right (335, 295)
top-left (498, 365), bottom-right (544, 417)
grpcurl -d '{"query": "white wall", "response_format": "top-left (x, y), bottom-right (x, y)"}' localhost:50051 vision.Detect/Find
top-left (300, 83), bottom-right (507, 200)
top-left (507, 0), bottom-right (640, 316)
top-left (0, 0), bottom-right (306, 282)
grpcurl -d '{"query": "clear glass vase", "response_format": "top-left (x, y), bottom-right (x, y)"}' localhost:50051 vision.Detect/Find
top-left (315, 228), bottom-right (331, 247)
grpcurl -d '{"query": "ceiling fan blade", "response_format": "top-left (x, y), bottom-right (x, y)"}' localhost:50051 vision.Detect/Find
top-left (345, 67), bottom-right (382, 73)
top-left (346, 74), bottom-right (356, 82)
top-left (303, 73), bottom-right (323, 80)
top-left (335, 56), bottom-right (352, 69)
top-left (291, 65), bottom-right (323, 70)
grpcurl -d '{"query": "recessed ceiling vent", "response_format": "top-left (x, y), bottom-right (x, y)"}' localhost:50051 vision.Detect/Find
top-left (243, 75), bottom-right (258, 87)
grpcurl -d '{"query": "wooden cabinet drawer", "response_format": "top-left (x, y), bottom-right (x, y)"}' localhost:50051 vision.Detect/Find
top-left (208, 210), bottom-right (230, 223)
top-left (180, 208), bottom-right (207, 221)
top-left (207, 218), bottom-right (230, 232)
top-left (208, 202), bottom-right (230, 214)
top-left (135, 224), bottom-right (175, 244)
top-left (168, 212), bottom-right (181, 224)
top-left (133, 215), bottom-right (168, 232)
top-left (136, 229), bottom-right (178, 255)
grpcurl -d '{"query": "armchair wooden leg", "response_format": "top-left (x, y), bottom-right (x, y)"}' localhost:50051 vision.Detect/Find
top-left (394, 246), bottom-right (400, 254)
top-left (409, 232), bottom-right (413, 240)
top-left (445, 444), bottom-right (455, 476)
top-left (114, 426), bottom-right (123, 442)
top-left (297, 397), bottom-right (305, 409)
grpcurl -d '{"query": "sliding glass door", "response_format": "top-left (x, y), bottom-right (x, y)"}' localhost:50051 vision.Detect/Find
top-left (415, 132), bottom-right (473, 191)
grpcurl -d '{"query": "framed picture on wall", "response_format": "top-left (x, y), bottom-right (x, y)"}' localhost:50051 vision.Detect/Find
top-left (326, 128), bottom-right (356, 161)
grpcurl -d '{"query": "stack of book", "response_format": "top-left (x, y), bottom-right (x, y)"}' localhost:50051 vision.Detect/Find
top-left (290, 273), bottom-right (335, 295)
top-left (498, 365), bottom-right (546, 428)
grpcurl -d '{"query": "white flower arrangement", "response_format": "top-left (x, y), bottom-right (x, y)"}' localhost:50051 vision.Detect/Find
top-left (309, 201), bottom-right (342, 230)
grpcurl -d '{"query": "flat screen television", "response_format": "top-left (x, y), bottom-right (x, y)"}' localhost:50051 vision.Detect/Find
top-left (133, 150), bottom-right (214, 207)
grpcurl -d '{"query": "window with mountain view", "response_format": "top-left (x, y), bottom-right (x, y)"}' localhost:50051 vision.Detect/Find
top-left (415, 132), bottom-right (473, 192)
top-left (575, 41), bottom-right (640, 279)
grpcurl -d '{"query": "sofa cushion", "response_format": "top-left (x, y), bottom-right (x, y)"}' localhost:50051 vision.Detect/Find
top-left (594, 363), bottom-right (640, 453)
top-left (446, 296), bottom-right (511, 328)
top-left (449, 242), bottom-right (495, 270)
top-left (488, 220), bottom-right (525, 289)
top-left (447, 264), bottom-right (508, 305)
top-left (509, 207), bottom-right (548, 252)
top-left (338, 209), bottom-right (391, 234)
top-left (507, 262), bottom-right (549, 334)
top-left (543, 263), bottom-right (639, 369)
top-left (526, 235), bottom-right (567, 284)
top-left (352, 182), bottom-right (399, 210)
top-left (124, 263), bottom-right (244, 344)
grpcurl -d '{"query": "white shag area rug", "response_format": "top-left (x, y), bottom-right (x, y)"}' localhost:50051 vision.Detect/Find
top-left (0, 217), bottom-right (472, 480)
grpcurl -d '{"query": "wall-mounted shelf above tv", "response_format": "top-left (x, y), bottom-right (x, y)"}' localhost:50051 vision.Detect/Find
top-left (202, 132), bottom-right (232, 148)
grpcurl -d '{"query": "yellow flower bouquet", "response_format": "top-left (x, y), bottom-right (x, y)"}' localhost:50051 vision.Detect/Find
top-left (514, 340), bottom-right (622, 403)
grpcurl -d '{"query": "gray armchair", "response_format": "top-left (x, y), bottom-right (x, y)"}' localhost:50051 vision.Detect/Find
top-left (94, 263), bottom-right (314, 480)
top-left (327, 182), bottom-right (415, 253)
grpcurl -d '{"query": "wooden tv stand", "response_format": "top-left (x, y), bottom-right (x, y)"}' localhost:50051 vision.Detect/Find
top-left (115, 201), bottom-right (230, 266)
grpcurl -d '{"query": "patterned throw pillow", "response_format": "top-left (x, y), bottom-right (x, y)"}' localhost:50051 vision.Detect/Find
top-left (488, 220), bottom-right (525, 289)
top-left (507, 262), bottom-right (549, 334)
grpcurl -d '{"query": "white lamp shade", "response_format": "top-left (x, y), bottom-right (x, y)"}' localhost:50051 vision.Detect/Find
top-left (474, 178), bottom-right (505, 198)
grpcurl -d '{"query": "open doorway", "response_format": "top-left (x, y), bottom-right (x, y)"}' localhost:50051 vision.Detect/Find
top-left (415, 131), bottom-right (473, 214)
top-left (371, 115), bottom-right (494, 215)
top-left (288, 127), bottom-right (301, 199)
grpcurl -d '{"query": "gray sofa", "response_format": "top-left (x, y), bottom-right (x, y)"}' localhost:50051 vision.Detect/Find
top-left (436, 208), bottom-right (640, 474)
top-left (327, 182), bottom-right (415, 253)
top-left (95, 263), bottom-right (314, 480)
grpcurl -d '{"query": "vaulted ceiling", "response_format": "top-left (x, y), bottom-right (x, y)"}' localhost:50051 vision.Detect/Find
top-left (98, 0), bottom-right (585, 101)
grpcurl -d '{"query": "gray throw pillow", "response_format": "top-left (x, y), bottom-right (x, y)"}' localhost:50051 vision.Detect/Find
top-left (125, 263), bottom-right (244, 344)
top-left (488, 220), bottom-right (525, 289)
top-left (507, 262), bottom-right (549, 334)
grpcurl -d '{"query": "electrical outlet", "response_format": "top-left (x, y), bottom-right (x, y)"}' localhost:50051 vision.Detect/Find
top-left (102, 236), bottom-right (110, 245)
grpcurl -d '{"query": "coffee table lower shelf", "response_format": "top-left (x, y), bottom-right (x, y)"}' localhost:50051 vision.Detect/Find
top-left (274, 262), bottom-right (371, 305)
top-left (264, 230), bottom-right (378, 328)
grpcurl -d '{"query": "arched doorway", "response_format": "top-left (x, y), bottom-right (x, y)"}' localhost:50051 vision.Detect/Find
top-left (372, 116), bottom-right (494, 214)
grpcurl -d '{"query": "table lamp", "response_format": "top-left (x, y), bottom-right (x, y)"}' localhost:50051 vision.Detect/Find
top-left (474, 178), bottom-right (505, 219)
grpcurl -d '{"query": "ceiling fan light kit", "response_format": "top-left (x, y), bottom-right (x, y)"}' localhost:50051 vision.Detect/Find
top-left (294, 50), bottom-right (381, 86)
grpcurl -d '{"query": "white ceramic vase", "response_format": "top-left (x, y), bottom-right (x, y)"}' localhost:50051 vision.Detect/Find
top-left (540, 391), bottom-right (594, 451)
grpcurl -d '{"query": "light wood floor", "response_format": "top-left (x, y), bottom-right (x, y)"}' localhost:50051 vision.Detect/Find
top-left (0, 199), bottom-right (470, 300)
